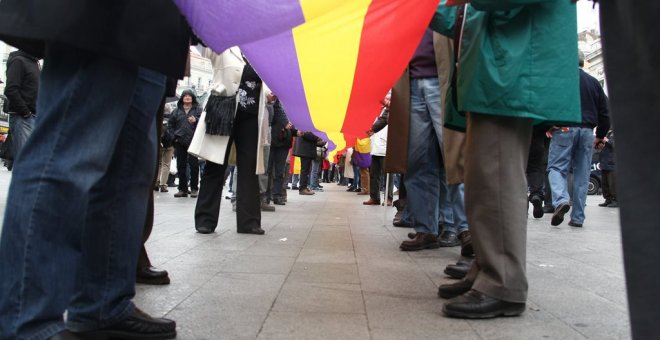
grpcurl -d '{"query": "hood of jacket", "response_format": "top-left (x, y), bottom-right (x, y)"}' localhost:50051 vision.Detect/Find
top-left (7, 50), bottom-right (38, 67)
top-left (177, 89), bottom-right (199, 109)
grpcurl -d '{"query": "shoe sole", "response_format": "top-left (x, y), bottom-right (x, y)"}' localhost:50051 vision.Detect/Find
top-left (531, 197), bottom-right (544, 218)
top-left (400, 242), bottom-right (440, 251)
top-left (83, 330), bottom-right (176, 340)
top-left (136, 277), bottom-right (171, 285)
top-left (442, 304), bottom-right (526, 319)
top-left (551, 203), bottom-right (570, 226)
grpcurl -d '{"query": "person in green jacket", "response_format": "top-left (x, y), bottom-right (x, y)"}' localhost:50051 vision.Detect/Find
top-left (431, 0), bottom-right (581, 319)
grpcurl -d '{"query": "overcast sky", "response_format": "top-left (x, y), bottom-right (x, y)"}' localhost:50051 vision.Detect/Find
top-left (577, 1), bottom-right (600, 33)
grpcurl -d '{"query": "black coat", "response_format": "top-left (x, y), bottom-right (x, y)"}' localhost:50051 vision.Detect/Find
top-left (0, 0), bottom-right (190, 79)
top-left (168, 105), bottom-right (202, 147)
top-left (599, 131), bottom-right (615, 171)
top-left (270, 101), bottom-right (294, 149)
top-left (292, 132), bottom-right (321, 159)
top-left (3, 51), bottom-right (40, 115)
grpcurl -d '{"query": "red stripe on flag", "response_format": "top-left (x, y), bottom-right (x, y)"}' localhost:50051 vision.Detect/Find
top-left (341, 0), bottom-right (440, 138)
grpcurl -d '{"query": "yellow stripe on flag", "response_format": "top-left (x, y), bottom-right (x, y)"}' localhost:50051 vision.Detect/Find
top-left (294, 0), bottom-right (372, 147)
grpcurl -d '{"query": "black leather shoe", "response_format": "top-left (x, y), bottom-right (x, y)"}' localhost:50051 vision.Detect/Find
top-left (196, 226), bottom-right (214, 234)
top-left (393, 218), bottom-right (413, 228)
top-left (458, 231), bottom-right (473, 257)
top-left (530, 195), bottom-right (544, 218)
top-left (598, 199), bottom-right (612, 207)
top-left (551, 203), bottom-right (570, 226)
top-left (444, 258), bottom-right (473, 279)
top-left (607, 200), bottom-right (619, 208)
top-left (136, 267), bottom-right (170, 285)
top-left (438, 279), bottom-right (473, 299)
top-left (49, 330), bottom-right (83, 340)
top-left (78, 307), bottom-right (176, 339)
top-left (438, 231), bottom-right (460, 247)
top-left (273, 199), bottom-right (286, 205)
top-left (400, 233), bottom-right (439, 251)
top-left (542, 205), bottom-right (555, 214)
top-left (237, 227), bottom-right (265, 235)
top-left (442, 290), bottom-right (526, 319)
top-left (568, 221), bottom-right (583, 228)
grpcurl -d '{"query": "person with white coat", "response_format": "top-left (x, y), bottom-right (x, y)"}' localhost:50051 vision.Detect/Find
top-left (190, 46), bottom-right (270, 235)
top-left (364, 99), bottom-right (393, 206)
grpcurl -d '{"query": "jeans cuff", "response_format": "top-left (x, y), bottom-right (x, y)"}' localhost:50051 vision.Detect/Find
top-left (66, 301), bottom-right (136, 332)
top-left (31, 322), bottom-right (67, 340)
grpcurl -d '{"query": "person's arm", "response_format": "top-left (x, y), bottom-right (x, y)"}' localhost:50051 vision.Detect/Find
top-left (371, 108), bottom-right (389, 133)
top-left (594, 90), bottom-right (610, 139)
top-left (429, 3), bottom-right (458, 38)
top-left (4, 59), bottom-right (29, 115)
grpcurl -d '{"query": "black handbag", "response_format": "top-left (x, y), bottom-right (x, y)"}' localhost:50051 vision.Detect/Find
top-left (204, 94), bottom-right (236, 136)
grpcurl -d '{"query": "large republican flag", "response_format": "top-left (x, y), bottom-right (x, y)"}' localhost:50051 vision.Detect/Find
top-left (175, 0), bottom-right (440, 155)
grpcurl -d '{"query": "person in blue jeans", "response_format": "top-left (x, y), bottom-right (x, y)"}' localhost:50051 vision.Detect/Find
top-left (0, 1), bottom-right (190, 339)
top-left (547, 54), bottom-right (610, 228)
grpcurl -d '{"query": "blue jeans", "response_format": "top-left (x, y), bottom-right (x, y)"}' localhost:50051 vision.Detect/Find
top-left (352, 165), bottom-right (361, 189)
top-left (405, 77), bottom-right (443, 235)
top-left (310, 159), bottom-right (321, 189)
top-left (547, 127), bottom-right (594, 224)
top-left (8, 113), bottom-right (35, 161)
top-left (439, 179), bottom-right (468, 235)
top-left (0, 43), bottom-right (165, 339)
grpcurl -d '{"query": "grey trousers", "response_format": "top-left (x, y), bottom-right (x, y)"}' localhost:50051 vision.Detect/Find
top-left (465, 113), bottom-right (533, 303)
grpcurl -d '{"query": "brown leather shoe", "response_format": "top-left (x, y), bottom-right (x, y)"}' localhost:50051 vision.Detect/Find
top-left (299, 188), bottom-right (315, 195)
top-left (363, 198), bottom-right (380, 205)
top-left (399, 232), bottom-right (439, 251)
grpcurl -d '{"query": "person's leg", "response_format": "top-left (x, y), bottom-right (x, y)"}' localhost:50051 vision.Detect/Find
top-left (159, 147), bottom-right (174, 190)
top-left (188, 153), bottom-right (200, 193)
top-left (195, 160), bottom-right (228, 232)
top-left (258, 145), bottom-right (271, 201)
top-left (0, 45), bottom-right (169, 339)
top-left (569, 128), bottom-right (594, 225)
top-left (600, 170), bottom-right (612, 203)
top-left (66, 67), bottom-right (166, 331)
top-left (299, 157), bottom-right (312, 191)
top-left (460, 113), bottom-right (532, 305)
top-left (310, 159), bottom-right (320, 189)
top-left (403, 78), bottom-right (441, 236)
top-left (234, 113), bottom-right (261, 232)
top-left (360, 167), bottom-right (370, 193)
top-left (7, 113), bottom-right (35, 161)
top-left (175, 144), bottom-right (189, 194)
top-left (0, 44), bottom-right (149, 339)
top-left (527, 126), bottom-right (547, 201)
top-left (271, 147), bottom-right (288, 203)
top-left (369, 156), bottom-right (383, 202)
top-left (547, 129), bottom-right (576, 208)
top-left (608, 171), bottom-right (617, 204)
top-left (600, 3), bottom-right (660, 337)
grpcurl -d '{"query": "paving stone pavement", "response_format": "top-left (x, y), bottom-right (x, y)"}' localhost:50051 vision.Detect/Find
top-left (0, 169), bottom-right (631, 339)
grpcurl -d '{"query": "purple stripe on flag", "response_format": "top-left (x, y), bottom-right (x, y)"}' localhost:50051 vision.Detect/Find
top-left (174, 0), bottom-right (306, 53)
top-left (242, 31), bottom-right (335, 150)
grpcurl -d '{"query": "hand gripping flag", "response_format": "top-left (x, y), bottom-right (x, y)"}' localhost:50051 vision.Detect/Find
top-left (175, 0), bottom-right (440, 155)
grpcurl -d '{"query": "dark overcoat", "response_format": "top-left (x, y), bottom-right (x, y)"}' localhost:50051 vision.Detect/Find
top-left (0, 0), bottom-right (190, 79)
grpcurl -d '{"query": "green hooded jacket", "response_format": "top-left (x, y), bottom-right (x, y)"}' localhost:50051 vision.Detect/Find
top-left (430, 0), bottom-right (581, 131)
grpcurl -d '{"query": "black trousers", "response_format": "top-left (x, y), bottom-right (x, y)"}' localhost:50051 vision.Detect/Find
top-left (299, 156), bottom-right (312, 190)
top-left (526, 126), bottom-right (549, 200)
top-left (268, 146), bottom-right (290, 201)
top-left (175, 143), bottom-right (199, 192)
top-left (369, 156), bottom-right (393, 201)
top-left (601, 2), bottom-right (660, 338)
top-left (601, 170), bottom-right (616, 201)
top-left (194, 111), bottom-right (260, 231)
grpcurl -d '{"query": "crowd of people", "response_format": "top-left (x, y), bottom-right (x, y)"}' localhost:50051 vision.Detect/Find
top-left (0, 1), bottom-right (657, 340)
